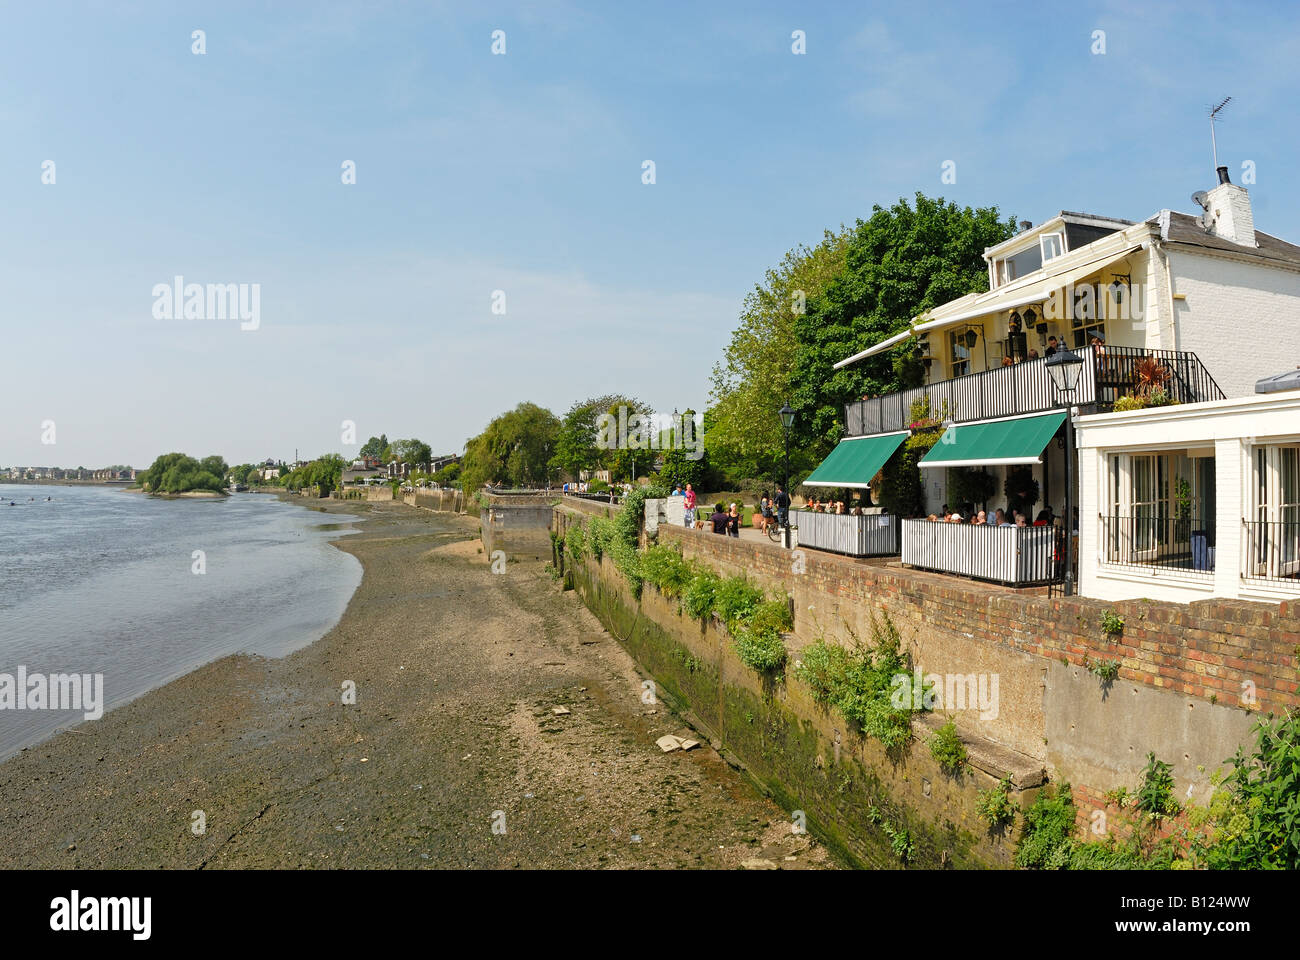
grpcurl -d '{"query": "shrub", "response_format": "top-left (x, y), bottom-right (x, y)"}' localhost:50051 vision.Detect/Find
top-left (929, 718), bottom-right (967, 774)
top-left (793, 612), bottom-right (917, 750)
top-left (1135, 752), bottom-right (1180, 821)
top-left (1015, 783), bottom-right (1078, 869)
top-left (1113, 395), bottom-right (1146, 412)
top-left (733, 623), bottom-right (788, 673)
top-left (976, 776), bottom-right (1017, 828)
top-left (713, 576), bottom-right (765, 631)
top-left (587, 515), bottom-right (614, 560)
top-left (640, 544), bottom-right (692, 599)
top-left (565, 523), bottom-right (585, 561)
top-left (1193, 711), bottom-right (1300, 870)
top-left (1100, 610), bottom-right (1125, 636)
top-left (606, 535), bottom-right (642, 599)
top-left (682, 567), bottom-right (721, 620)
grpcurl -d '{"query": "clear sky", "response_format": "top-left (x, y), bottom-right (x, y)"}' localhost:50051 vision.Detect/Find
top-left (3, 0), bottom-right (1298, 468)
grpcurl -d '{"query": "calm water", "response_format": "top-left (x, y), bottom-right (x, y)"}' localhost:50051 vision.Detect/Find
top-left (0, 485), bottom-right (363, 759)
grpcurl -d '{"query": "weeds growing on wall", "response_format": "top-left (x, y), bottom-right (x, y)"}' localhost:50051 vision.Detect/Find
top-left (929, 718), bottom-right (967, 774)
top-left (565, 523), bottom-right (586, 561)
top-left (793, 612), bottom-right (920, 750)
top-left (976, 776), bottom-right (1017, 829)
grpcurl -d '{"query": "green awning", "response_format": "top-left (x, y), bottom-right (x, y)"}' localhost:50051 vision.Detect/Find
top-left (918, 412), bottom-right (1066, 469)
top-left (803, 431), bottom-right (909, 488)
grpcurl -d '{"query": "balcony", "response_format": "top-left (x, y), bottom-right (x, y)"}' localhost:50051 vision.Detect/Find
top-left (845, 347), bottom-right (1225, 437)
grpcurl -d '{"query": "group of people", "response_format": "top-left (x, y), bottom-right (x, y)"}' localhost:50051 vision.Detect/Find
top-left (801, 497), bottom-right (875, 516)
top-left (925, 503), bottom-right (1057, 528)
top-left (668, 483), bottom-right (791, 535)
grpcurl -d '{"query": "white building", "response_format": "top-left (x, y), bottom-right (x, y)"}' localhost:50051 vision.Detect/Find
top-left (813, 166), bottom-right (1300, 598)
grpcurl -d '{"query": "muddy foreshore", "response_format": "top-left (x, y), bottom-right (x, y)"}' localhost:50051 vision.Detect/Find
top-left (0, 497), bottom-right (835, 869)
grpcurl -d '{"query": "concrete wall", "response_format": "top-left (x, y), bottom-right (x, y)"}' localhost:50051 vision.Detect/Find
top-left (405, 488), bottom-right (466, 513)
top-left (481, 503), bottom-right (552, 561)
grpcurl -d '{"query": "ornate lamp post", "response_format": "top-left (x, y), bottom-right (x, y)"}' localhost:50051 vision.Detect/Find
top-left (1045, 348), bottom-right (1084, 595)
top-left (779, 402), bottom-right (794, 546)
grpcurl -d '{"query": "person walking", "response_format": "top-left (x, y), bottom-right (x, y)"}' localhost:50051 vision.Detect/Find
top-left (727, 502), bottom-right (741, 537)
top-left (774, 483), bottom-right (790, 533)
top-left (683, 483), bottom-right (697, 528)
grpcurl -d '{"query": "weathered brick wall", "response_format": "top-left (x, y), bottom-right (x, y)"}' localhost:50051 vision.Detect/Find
top-left (657, 522), bottom-right (1300, 716)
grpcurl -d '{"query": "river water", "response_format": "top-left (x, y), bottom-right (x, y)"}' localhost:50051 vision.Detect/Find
top-left (0, 485), bottom-right (362, 759)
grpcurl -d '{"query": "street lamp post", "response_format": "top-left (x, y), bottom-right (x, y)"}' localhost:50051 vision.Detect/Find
top-left (1045, 348), bottom-right (1084, 596)
top-left (779, 401), bottom-right (795, 547)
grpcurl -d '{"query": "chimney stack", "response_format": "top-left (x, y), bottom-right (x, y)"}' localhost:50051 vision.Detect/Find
top-left (1202, 166), bottom-right (1256, 247)
top-left (1018, 220), bottom-right (1032, 233)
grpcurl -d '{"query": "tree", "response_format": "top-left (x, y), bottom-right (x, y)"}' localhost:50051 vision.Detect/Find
top-left (707, 228), bottom-right (851, 486)
top-left (550, 394), bottom-right (649, 480)
top-left (461, 403), bottom-right (561, 490)
top-left (140, 452), bottom-right (226, 494)
top-left (391, 438), bottom-right (432, 466)
top-left (359, 435), bottom-right (388, 460)
top-left (432, 461), bottom-right (462, 487)
top-left (791, 194), bottom-right (1015, 462)
top-left (200, 455), bottom-right (228, 480)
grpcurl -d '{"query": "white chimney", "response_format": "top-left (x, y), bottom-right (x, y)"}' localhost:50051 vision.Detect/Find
top-left (1203, 165), bottom-right (1256, 247)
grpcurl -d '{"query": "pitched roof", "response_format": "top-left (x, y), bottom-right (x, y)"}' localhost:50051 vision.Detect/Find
top-left (1151, 211), bottom-right (1300, 269)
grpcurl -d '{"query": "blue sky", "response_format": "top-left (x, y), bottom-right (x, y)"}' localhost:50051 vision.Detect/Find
top-left (3, 0), bottom-right (1298, 468)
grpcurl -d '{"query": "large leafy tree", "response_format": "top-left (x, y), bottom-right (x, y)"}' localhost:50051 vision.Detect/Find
top-left (791, 194), bottom-right (1014, 461)
top-left (550, 394), bottom-right (649, 481)
top-left (140, 452), bottom-right (226, 493)
top-left (359, 434), bottom-right (388, 460)
top-left (391, 438), bottom-right (432, 466)
top-left (461, 402), bottom-right (562, 490)
top-left (707, 228), bottom-right (851, 485)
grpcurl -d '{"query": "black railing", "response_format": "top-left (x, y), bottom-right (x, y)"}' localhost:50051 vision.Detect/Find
top-left (845, 347), bottom-right (1225, 437)
top-left (1242, 519), bottom-right (1300, 583)
top-left (901, 519), bottom-right (1060, 586)
top-left (1101, 514), bottom-right (1216, 574)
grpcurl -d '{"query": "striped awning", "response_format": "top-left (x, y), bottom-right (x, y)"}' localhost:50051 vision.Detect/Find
top-left (918, 412), bottom-right (1065, 469)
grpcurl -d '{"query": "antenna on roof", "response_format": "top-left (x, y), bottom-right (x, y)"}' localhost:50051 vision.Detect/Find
top-left (1208, 96), bottom-right (1232, 171)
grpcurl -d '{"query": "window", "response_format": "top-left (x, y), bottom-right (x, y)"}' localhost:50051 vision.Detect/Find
top-left (1040, 233), bottom-right (1065, 262)
top-left (1070, 284), bottom-right (1105, 348)
top-left (948, 330), bottom-right (970, 377)
top-left (1107, 451), bottom-right (1215, 570)
top-left (1248, 444), bottom-right (1300, 579)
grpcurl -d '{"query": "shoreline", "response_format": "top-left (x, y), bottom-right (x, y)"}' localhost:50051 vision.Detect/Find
top-left (0, 496), bottom-right (834, 868)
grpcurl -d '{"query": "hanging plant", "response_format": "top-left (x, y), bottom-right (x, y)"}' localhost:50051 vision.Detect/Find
top-left (1003, 466), bottom-right (1040, 517)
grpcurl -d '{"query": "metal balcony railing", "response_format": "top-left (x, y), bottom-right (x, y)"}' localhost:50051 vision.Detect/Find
top-left (844, 347), bottom-right (1225, 437)
top-left (1242, 518), bottom-right (1300, 583)
top-left (1100, 514), bottom-right (1216, 575)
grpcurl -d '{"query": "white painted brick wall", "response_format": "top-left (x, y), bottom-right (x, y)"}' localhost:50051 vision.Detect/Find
top-left (1171, 249), bottom-right (1300, 398)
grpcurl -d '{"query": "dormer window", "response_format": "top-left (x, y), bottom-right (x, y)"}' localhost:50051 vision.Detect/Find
top-left (1040, 232), bottom-right (1065, 262)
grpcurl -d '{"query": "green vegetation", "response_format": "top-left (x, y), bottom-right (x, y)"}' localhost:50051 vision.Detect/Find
top-left (928, 718), bottom-right (967, 774)
top-left (880, 426), bottom-right (942, 517)
top-left (460, 402), bottom-right (561, 491)
top-left (1085, 655), bottom-right (1121, 683)
top-left (140, 453), bottom-right (227, 494)
top-left (683, 567), bottom-right (720, 620)
top-left (788, 195), bottom-right (1015, 466)
top-left (565, 523), bottom-right (586, 561)
top-left (976, 776), bottom-right (1017, 829)
top-left (282, 455), bottom-right (346, 495)
top-left (1100, 610), bottom-right (1125, 636)
top-left (946, 468), bottom-right (998, 511)
top-left (793, 612), bottom-right (919, 750)
top-left (1135, 752), bottom-right (1180, 821)
top-left (1192, 711), bottom-right (1300, 870)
